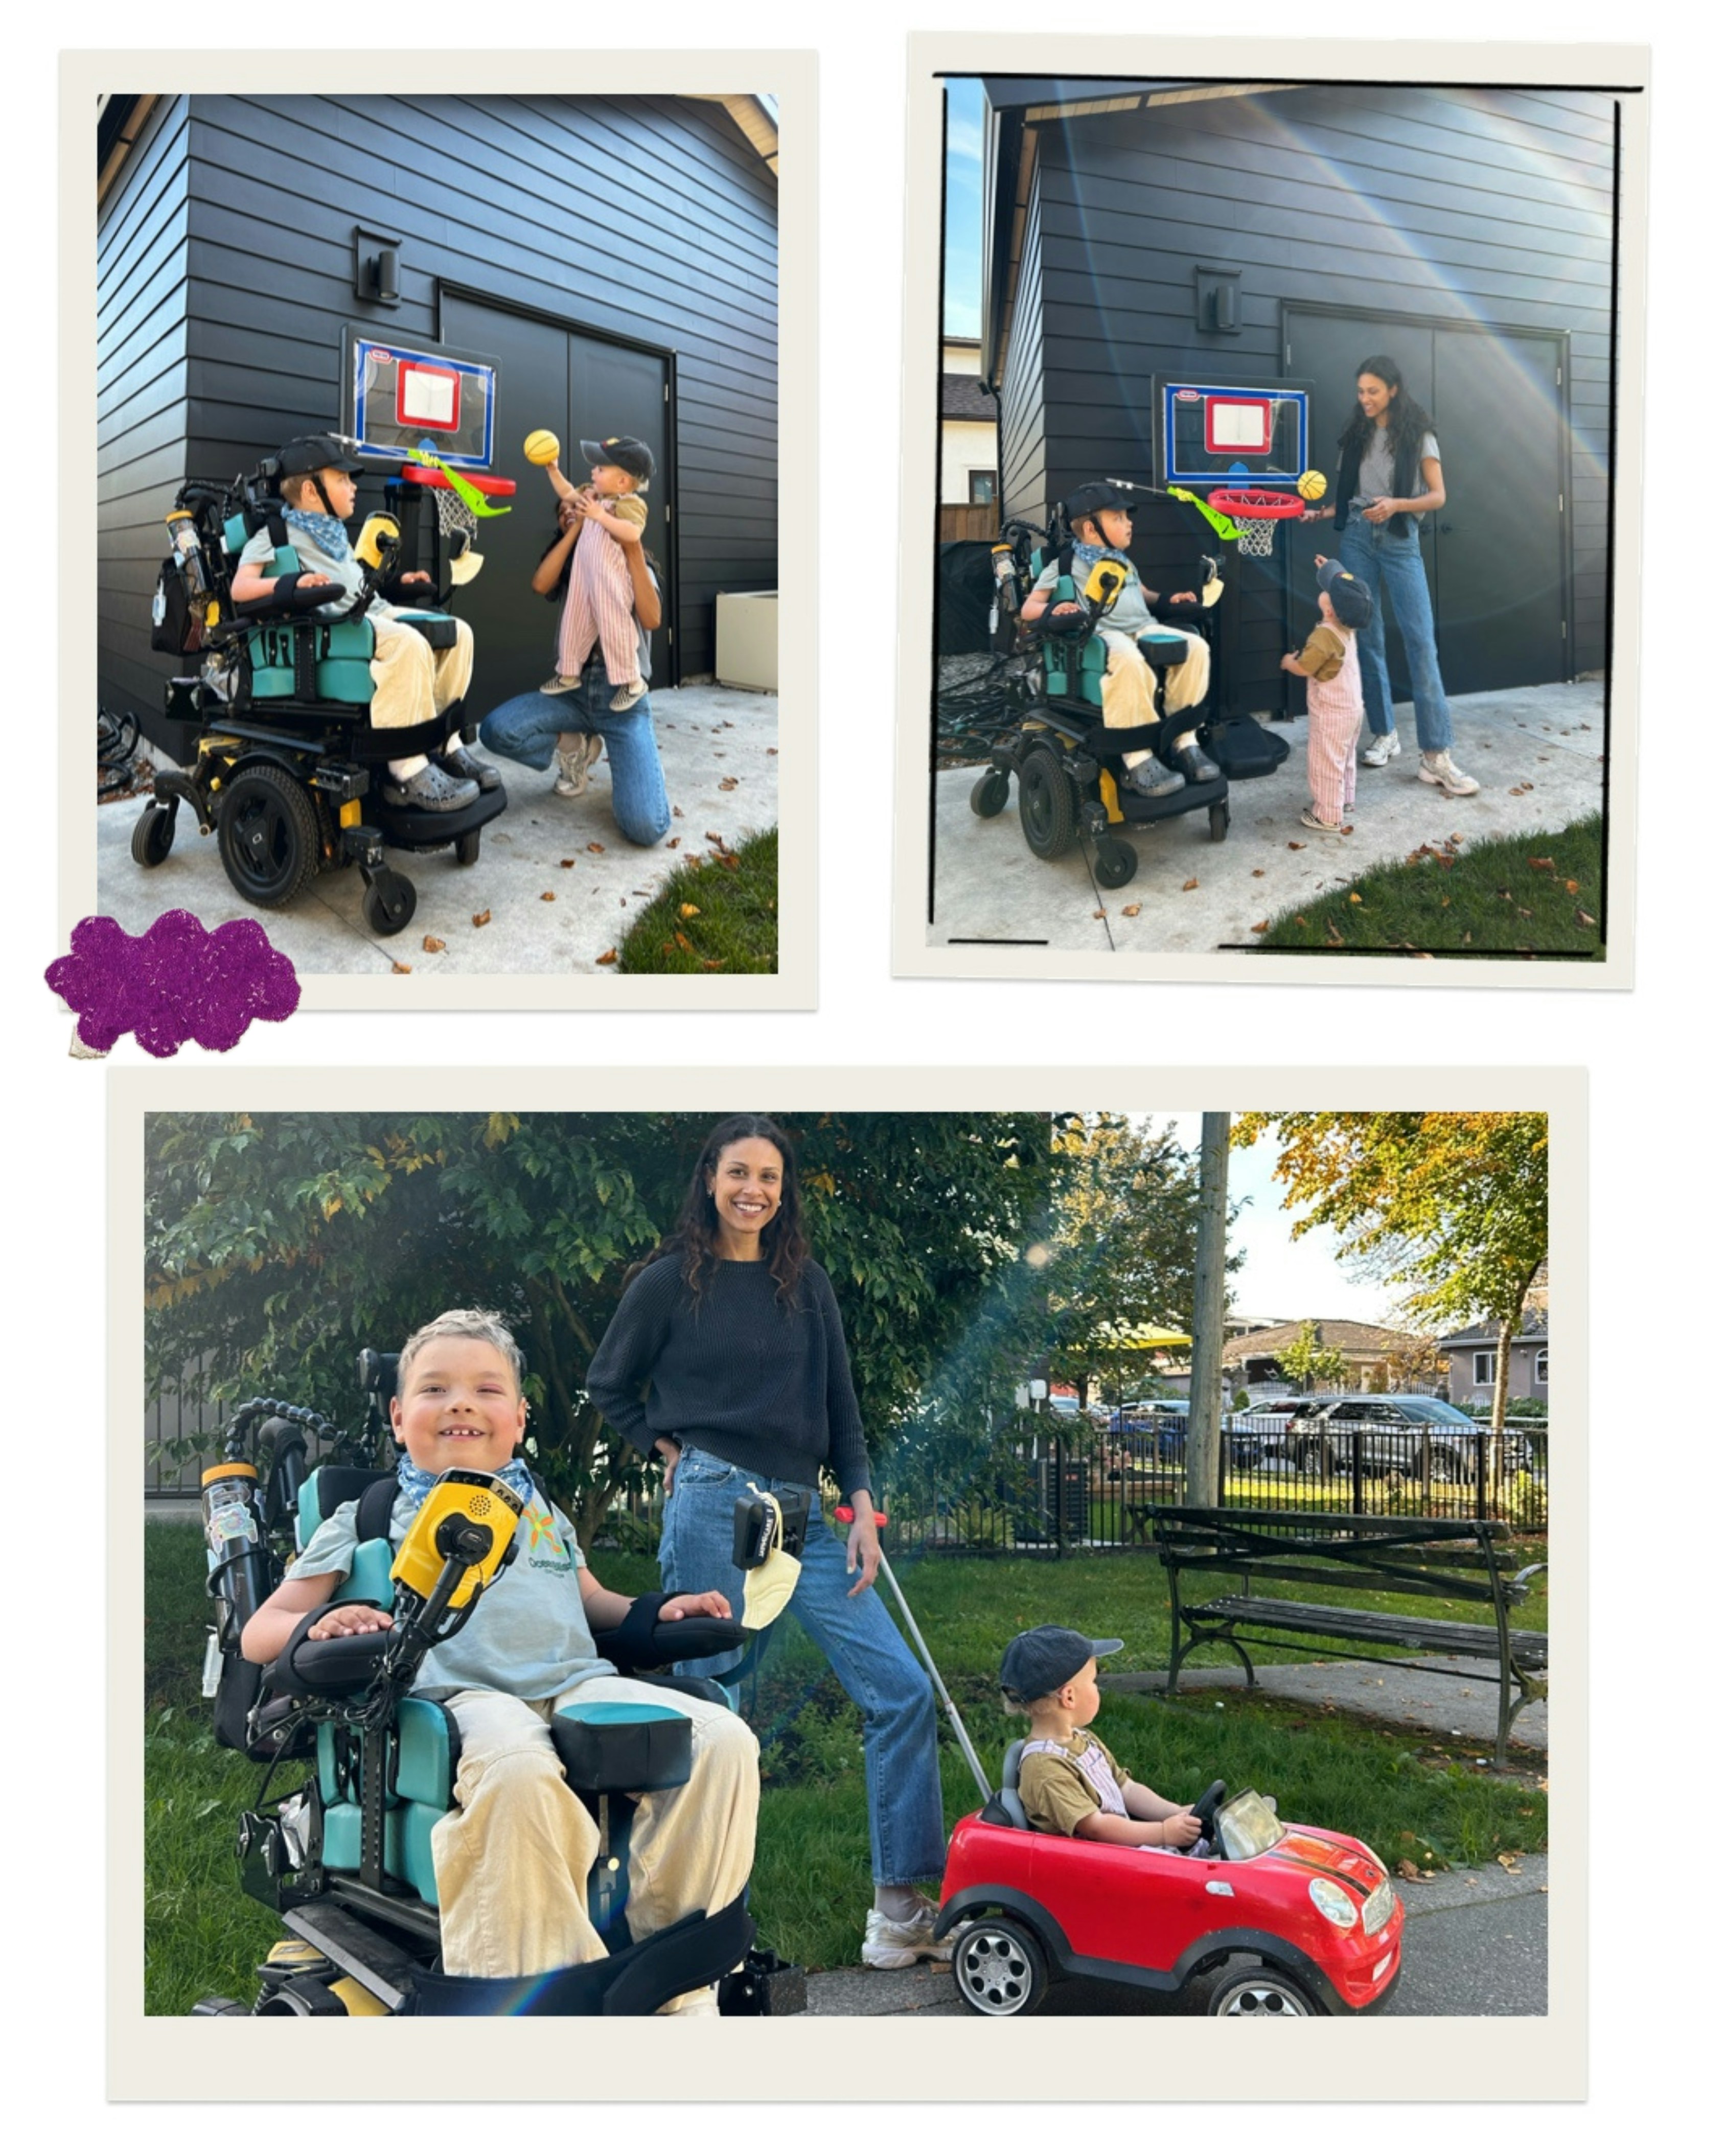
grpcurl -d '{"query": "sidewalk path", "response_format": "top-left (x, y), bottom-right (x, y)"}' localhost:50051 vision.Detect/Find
top-left (96, 682), bottom-right (776, 976)
top-left (930, 678), bottom-right (1603, 953)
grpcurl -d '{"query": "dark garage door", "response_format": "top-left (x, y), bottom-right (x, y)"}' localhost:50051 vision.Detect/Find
top-left (440, 290), bottom-right (672, 707)
top-left (1286, 309), bottom-right (1568, 700)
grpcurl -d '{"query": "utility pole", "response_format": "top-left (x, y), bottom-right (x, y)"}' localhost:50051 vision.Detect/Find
top-left (1186, 1112), bottom-right (1230, 1506)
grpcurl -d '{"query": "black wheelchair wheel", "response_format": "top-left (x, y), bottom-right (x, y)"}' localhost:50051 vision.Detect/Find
top-left (130, 801), bottom-right (176, 869)
top-left (1209, 800), bottom-right (1230, 843)
top-left (1018, 744), bottom-right (1078, 860)
top-left (970, 769), bottom-right (1010, 820)
top-left (454, 828), bottom-right (482, 868)
top-left (1094, 839), bottom-right (1138, 890)
top-left (216, 764), bottom-right (320, 909)
top-left (362, 869), bottom-right (418, 938)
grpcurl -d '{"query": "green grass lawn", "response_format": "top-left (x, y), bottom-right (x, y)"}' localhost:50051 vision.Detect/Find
top-left (144, 1522), bottom-right (1547, 2009)
top-left (1252, 811), bottom-right (1603, 958)
top-left (618, 826), bottom-right (776, 972)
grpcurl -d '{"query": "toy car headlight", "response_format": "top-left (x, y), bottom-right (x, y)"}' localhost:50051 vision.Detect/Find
top-left (1308, 1877), bottom-right (1359, 1929)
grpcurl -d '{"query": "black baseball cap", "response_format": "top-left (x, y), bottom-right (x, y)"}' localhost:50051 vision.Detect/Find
top-left (580, 434), bottom-right (656, 483)
top-left (999, 1626), bottom-right (1125, 1704)
top-left (277, 433), bottom-right (365, 479)
top-left (1064, 481), bottom-right (1134, 525)
top-left (1317, 557), bottom-right (1374, 630)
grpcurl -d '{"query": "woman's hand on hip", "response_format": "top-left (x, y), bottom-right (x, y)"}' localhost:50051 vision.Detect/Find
top-left (844, 1494), bottom-right (883, 1596)
top-left (655, 1435), bottom-right (682, 1494)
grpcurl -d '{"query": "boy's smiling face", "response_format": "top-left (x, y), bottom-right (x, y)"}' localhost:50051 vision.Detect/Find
top-left (390, 1336), bottom-right (525, 1477)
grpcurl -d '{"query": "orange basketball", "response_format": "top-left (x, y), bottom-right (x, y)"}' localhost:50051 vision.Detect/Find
top-left (523, 429), bottom-right (561, 467)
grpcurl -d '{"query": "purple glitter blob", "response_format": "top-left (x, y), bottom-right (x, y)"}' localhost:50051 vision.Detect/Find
top-left (45, 911), bottom-right (301, 1057)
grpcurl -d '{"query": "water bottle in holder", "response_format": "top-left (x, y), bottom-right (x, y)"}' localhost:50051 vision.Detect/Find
top-left (201, 1460), bottom-right (272, 1703)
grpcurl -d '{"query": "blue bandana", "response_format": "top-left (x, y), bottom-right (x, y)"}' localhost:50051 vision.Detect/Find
top-left (396, 1453), bottom-right (538, 1519)
top-left (1069, 540), bottom-right (1135, 581)
top-left (284, 506), bottom-right (355, 562)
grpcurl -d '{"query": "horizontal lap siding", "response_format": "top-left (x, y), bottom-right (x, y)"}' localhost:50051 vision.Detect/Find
top-left (1019, 84), bottom-right (1618, 700)
top-left (997, 164), bottom-right (1047, 525)
top-left (97, 92), bottom-right (776, 704)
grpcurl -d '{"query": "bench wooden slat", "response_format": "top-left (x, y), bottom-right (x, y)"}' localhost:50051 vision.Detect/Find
top-left (1195, 1594), bottom-right (1549, 1668)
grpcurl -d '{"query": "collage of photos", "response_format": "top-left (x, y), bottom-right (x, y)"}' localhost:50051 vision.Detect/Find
top-left (30, 17), bottom-right (1687, 2137)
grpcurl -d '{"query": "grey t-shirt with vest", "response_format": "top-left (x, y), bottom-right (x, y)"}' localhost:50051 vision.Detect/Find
top-left (287, 1488), bottom-right (614, 1699)
top-left (1357, 429), bottom-right (1440, 524)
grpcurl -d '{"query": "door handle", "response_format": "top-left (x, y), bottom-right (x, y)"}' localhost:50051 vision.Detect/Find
top-left (1438, 522), bottom-right (1454, 535)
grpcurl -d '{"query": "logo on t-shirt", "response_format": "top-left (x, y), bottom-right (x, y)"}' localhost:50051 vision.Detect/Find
top-left (525, 1505), bottom-right (574, 1573)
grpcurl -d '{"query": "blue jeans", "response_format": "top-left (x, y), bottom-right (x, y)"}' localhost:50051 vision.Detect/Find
top-left (1337, 521), bottom-right (1453, 752)
top-left (657, 1445), bottom-right (947, 1887)
top-left (477, 660), bottom-right (670, 845)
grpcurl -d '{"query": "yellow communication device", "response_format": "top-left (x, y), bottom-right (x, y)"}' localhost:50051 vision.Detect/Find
top-left (1083, 559), bottom-right (1129, 614)
top-left (389, 1470), bottom-right (524, 1610)
top-left (355, 513), bottom-right (402, 571)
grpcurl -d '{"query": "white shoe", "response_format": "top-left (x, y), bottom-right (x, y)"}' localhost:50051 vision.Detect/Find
top-left (1418, 750), bottom-right (1480, 797)
top-left (554, 735), bottom-right (605, 797)
top-left (1360, 730), bottom-right (1400, 768)
top-left (656, 1985), bottom-right (721, 2016)
top-left (862, 1898), bottom-right (950, 1969)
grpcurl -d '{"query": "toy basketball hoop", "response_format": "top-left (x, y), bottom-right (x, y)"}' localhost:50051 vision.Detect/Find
top-left (401, 464), bottom-right (517, 558)
top-left (1207, 488), bottom-right (1305, 559)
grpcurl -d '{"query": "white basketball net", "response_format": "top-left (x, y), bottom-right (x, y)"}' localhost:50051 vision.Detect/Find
top-left (1232, 514), bottom-right (1277, 558)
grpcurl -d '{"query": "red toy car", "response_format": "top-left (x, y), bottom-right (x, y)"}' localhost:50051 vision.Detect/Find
top-left (935, 1773), bottom-right (1404, 2017)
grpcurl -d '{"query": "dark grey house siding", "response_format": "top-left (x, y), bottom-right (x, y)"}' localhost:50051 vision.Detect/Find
top-left (997, 164), bottom-right (1048, 523)
top-left (987, 83), bottom-right (1618, 704)
top-left (98, 91), bottom-right (776, 716)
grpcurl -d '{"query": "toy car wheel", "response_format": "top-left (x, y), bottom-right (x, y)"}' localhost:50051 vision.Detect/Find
top-left (970, 769), bottom-right (1011, 819)
top-left (1208, 800), bottom-right (1229, 842)
top-left (1018, 744), bottom-right (1078, 860)
top-left (130, 801), bottom-right (177, 868)
top-left (1093, 839), bottom-right (1137, 889)
top-left (454, 828), bottom-right (482, 867)
top-left (361, 869), bottom-right (417, 938)
top-left (1208, 1962), bottom-right (1323, 2018)
top-left (216, 764), bottom-right (319, 909)
top-left (953, 1916), bottom-right (1048, 2018)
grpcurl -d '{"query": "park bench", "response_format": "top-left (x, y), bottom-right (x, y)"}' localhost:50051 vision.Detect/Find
top-left (1148, 1506), bottom-right (1547, 1768)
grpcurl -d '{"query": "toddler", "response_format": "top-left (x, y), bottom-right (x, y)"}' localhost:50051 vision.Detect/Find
top-left (539, 434), bottom-right (654, 710)
top-left (1281, 555), bottom-right (1374, 836)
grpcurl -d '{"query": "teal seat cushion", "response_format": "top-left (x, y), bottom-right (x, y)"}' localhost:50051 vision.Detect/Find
top-left (240, 541), bottom-right (377, 702)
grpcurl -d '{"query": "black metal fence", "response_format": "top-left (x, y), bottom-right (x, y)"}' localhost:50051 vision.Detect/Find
top-left (885, 1416), bottom-right (1548, 1557)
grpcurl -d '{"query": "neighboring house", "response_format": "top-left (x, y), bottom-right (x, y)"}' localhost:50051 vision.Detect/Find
top-left (1438, 1317), bottom-right (1549, 1410)
top-left (1220, 1319), bottom-right (1437, 1396)
top-left (940, 336), bottom-right (999, 507)
top-left (98, 90), bottom-right (779, 730)
top-left (977, 77), bottom-right (1618, 718)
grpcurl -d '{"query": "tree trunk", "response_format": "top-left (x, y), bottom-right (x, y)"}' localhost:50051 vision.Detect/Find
top-left (1186, 1114), bottom-right (1230, 1508)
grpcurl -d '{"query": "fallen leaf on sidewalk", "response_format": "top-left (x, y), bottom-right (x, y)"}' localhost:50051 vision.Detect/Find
top-left (706, 830), bottom-right (726, 846)
top-left (422, 937), bottom-right (446, 954)
top-left (541, 891), bottom-right (557, 902)
top-left (719, 776), bottom-right (740, 791)
top-left (1252, 867), bottom-right (1266, 877)
top-left (1182, 877), bottom-right (1199, 891)
top-left (1288, 841), bottom-right (1306, 851)
top-left (587, 842), bottom-right (605, 854)
top-left (390, 961), bottom-right (411, 973)
top-left (767, 747), bottom-right (778, 755)
top-left (471, 910), bottom-right (491, 928)
top-left (1395, 1860), bottom-right (1421, 1881)
top-left (1496, 1853), bottom-right (1523, 1874)
top-left (1122, 903), bottom-right (1141, 917)
top-left (1093, 909), bottom-right (1107, 920)
top-left (666, 837), bottom-right (681, 848)
top-left (1250, 920), bottom-right (1269, 933)
top-left (596, 949), bottom-right (618, 965)
top-left (560, 858), bottom-right (576, 869)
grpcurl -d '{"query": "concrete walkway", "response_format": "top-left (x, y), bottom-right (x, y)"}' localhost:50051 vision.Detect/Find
top-left (97, 682), bottom-right (776, 976)
top-left (930, 678), bottom-right (1604, 953)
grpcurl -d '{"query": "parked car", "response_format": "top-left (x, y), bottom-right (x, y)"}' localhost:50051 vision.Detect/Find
top-left (1260, 1395), bottom-right (1522, 1482)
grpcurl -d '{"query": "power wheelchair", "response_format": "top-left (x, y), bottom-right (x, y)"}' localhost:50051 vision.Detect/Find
top-left (135, 456), bottom-right (505, 938)
top-left (965, 495), bottom-right (1289, 891)
top-left (192, 1357), bottom-right (803, 2018)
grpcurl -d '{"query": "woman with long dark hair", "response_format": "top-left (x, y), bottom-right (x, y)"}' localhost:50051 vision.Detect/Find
top-left (1314, 354), bottom-right (1478, 797)
top-left (585, 1115), bottom-right (948, 1969)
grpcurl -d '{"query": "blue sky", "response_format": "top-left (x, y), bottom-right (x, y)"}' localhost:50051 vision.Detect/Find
top-left (943, 79), bottom-right (984, 339)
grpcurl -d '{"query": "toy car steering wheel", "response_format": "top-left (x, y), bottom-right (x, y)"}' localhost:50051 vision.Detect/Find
top-left (1189, 1779), bottom-right (1227, 1839)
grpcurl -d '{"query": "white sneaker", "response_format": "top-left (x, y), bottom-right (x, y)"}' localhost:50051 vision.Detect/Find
top-left (862, 1898), bottom-right (950, 1969)
top-left (554, 735), bottom-right (605, 797)
top-left (1418, 750), bottom-right (1480, 797)
top-left (1360, 729), bottom-right (1400, 768)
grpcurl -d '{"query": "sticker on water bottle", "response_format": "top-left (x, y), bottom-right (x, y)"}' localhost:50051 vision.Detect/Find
top-left (206, 1501), bottom-right (258, 1552)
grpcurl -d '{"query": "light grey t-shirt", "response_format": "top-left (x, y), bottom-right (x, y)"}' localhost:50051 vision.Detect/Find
top-left (1033, 551), bottom-right (1157, 636)
top-left (287, 1489), bottom-right (614, 1699)
top-left (239, 522), bottom-right (390, 623)
top-left (1358, 429), bottom-right (1440, 522)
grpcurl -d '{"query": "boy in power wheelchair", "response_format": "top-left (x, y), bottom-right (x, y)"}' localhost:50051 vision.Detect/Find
top-left (221, 1310), bottom-right (764, 2017)
top-left (136, 433), bottom-right (505, 937)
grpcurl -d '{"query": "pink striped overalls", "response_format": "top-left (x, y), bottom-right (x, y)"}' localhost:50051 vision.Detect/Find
top-left (1306, 628), bottom-right (1364, 826)
top-left (556, 513), bottom-right (641, 687)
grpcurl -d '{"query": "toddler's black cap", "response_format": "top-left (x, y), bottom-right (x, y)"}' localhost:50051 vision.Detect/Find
top-left (999, 1626), bottom-right (1125, 1703)
top-left (1317, 556), bottom-right (1374, 629)
top-left (580, 435), bottom-right (656, 482)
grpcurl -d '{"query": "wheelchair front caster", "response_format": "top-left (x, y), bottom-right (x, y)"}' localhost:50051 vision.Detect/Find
top-left (1018, 743), bottom-right (1078, 860)
top-left (1209, 801), bottom-right (1230, 842)
top-left (455, 828), bottom-right (482, 867)
top-left (1094, 840), bottom-right (1138, 889)
top-left (190, 1997), bottom-right (251, 2016)
top-left (970, 769), bottom-right (1010, 819)
top-left (130, 800), bottom-right (177, 868)
top-left (362, 869), bottom-right (417, 937)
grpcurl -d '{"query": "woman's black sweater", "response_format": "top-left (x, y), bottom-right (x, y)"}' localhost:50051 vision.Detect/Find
top-left (584, 1253), bottom-right (873, 1498)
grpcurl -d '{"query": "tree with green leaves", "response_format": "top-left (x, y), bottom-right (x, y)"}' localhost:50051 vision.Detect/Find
top-left (146, 1110), bottom-right (1050, 1542)
top-left (1276, 1320), bottom-right (1352, 1395)
top-left (1231, 1112), bottom-right (1547, 1445)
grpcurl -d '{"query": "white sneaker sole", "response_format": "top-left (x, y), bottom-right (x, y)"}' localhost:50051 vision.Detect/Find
top-left (1418, 764), bottom-right (1479, 796)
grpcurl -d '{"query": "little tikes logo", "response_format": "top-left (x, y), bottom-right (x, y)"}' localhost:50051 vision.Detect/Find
top-left (525, 1505), bottom-right (573, 1571)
